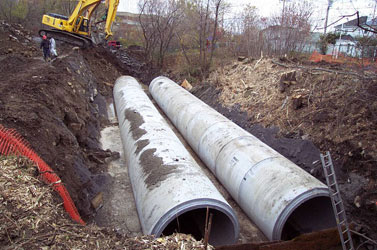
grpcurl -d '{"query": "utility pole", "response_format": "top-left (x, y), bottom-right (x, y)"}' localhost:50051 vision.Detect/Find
top-left (324, 0), bottom-right (334, 34)
top-left (280, 0), bottom-right (287, 26)
top-left (279, 0), bottom-right (289, 54)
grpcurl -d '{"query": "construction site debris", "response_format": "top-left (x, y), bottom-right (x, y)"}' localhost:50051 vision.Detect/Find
top-left (181, 79), bottom-right (193, 91)
top-left (0, 124), bottom-right (85, 225)
top-left (271, 59), bottom-right (377, 79)
top-left (216, 228), bottom-right (341, 250)
top-left (0, 156), bottom-right (213, 249)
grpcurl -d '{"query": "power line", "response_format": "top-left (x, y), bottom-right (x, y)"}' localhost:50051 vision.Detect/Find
top-left (335, 6), bottom-right (375, 10)
top-left (228, 4), bottom-right (248, 8)
top-left (317, 12), bottom-right (357, 30)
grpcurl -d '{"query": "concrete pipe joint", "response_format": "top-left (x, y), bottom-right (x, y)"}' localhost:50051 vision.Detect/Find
top-left (113, 76), bottom-right (239, 246)
top-left (149, 76), bottom-right (336, 241)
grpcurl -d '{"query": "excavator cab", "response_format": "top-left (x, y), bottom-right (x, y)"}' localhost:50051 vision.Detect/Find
top-left (76, 17), bottom-right (89, 32)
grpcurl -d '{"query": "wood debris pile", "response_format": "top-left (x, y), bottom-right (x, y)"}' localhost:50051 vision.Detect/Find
top-left (206, 57), bottom-right (377, 239)
top-left (209, 58), bottom-right (312, 120)
top-left (0, 156), bottom-right (213, 249)
top-left (208, 58), bottom-right (377, 160)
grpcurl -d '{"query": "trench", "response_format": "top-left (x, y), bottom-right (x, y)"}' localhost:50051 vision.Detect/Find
top-left (142, 85), bottom-right (265, 244)
top-left (97, 84), bottom-right (265, 244)
top-left (95, 100), bottom-right (142, 237)
top-left (113, 77), bottom-right (240, 246)
top-left (97, 79), bottom-right (336, 245)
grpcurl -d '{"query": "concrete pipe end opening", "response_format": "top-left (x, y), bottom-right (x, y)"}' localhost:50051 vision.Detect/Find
top-left (273, 189), bottom-right (337, 241)
top-left (151, 199), bottom-right (239, 247)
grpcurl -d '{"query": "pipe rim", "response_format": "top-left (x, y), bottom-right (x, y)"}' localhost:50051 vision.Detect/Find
top-left (272, 187), bottom-right (330, 240)
top-left (150, 198), bottom-right (240, 243)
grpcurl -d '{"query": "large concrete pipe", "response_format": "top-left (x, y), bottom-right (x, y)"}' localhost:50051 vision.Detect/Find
top-left (113, 76), bottom-right (239, 246)
top-left (149, 76), bottom-right (336, 241)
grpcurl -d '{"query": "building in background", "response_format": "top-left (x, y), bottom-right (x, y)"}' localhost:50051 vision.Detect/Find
top-left (330, 16), bottom-right (377, 58)
top-left (112, 11), bottom-right (142, 45)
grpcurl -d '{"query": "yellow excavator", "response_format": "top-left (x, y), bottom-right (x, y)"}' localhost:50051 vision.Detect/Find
top-left (39, 0), bottom-right (119, 48)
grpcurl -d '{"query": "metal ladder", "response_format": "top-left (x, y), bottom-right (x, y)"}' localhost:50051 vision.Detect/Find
top-left (320, 151), bottom-right (354, 250)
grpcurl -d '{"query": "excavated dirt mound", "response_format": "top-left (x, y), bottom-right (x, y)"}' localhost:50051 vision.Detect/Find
top-left (192, 57), bottom-right (377, 242)
top-left (0, 21), bottom-right (149, 220)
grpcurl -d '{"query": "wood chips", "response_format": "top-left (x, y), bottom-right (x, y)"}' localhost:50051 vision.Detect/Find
top-left (208, 58), bottom-right (377, 160)
top-left (0, 156), bottom-right (213, 249)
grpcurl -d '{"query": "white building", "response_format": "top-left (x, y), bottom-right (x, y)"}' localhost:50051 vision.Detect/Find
top-left (330, 16), bottom-right (376, 58)
top-left (334, 16), bottom-right (370, 38)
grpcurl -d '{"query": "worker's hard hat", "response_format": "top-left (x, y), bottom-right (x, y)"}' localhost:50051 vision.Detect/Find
top-left (43, 35), bottom-right (47, 40)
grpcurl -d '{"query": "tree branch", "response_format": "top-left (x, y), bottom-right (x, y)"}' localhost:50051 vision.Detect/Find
top-left (356, 11), bottom-right (377, 34)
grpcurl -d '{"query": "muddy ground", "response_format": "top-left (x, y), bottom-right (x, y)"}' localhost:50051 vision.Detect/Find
top-left (0, 20), bottom-right (376, 249)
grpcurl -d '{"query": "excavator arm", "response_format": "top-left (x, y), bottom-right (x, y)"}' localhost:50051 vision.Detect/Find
top-left (104, 0), bottom-right (119, 39)
top-left (40, 0), bottom-right (120, 47)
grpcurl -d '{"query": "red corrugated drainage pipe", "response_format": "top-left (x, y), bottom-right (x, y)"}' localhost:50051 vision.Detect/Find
top-left (0, 124), bottom-right (85, 225)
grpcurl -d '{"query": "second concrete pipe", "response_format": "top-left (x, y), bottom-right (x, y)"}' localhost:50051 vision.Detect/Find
top-left (149, 76), bottom-right (336, 241)
top-left (113, 76), bottom-right (239, 246)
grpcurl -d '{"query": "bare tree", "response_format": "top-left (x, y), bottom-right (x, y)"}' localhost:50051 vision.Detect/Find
top-left (207, 0), bottom-right (223, 73)
top-left (138, 0), bottom-right (183, 68)
top-left (176, 0), bottom-right (228, 77)
top-left (324, 0), bottom-right (334, 34)
top-left (238, 4), bottom-right (261, 57)
top-left (0, 0), bottom-right (17, 23)
top-left (60, 0), bottom-right (78, 16)
top-left (224, 1), bottom-right (313, 57)
top-left (0, 0), bottom-right (78, 30)
top-left (267, 0), bottom-right (313, 55)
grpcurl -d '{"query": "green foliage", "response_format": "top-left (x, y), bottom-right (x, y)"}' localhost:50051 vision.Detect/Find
top-left (318, 32), bottom-right (340, 54)
top-left (12, 0), bottom-right (28, 21)
top-left (318, 37), bottom-right (327, 55)
top-left (324, 32), bottom-right (340, 45)
top-left (0, 0), bottom-right (57, 27)
top-left (0, 0), bottom-right (29, 22)
top-left (118, 37), bottom-right (143, 47)
top-left (116, 26), bottom-right (145, 48)
top-left (0, 0), bottom-right (112, 31)
top-left (0, 0), bottom-right (15, 21)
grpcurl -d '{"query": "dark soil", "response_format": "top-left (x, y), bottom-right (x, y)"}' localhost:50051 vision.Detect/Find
top-left (139, 148), bottom-right (180, 189)
top-left (125, 108), bottom-right (181, 189)
top-left (0, 21), bottom-right (148, 220)
top-left (125, 108), bottom-right (147, 140)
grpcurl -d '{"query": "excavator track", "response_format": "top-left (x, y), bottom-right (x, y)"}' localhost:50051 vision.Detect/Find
top-left (39, 29), bottom-right (92, 48)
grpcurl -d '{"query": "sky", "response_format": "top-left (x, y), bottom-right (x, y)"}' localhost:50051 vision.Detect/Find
top-left (117, 0), bottom-right (377, 32)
